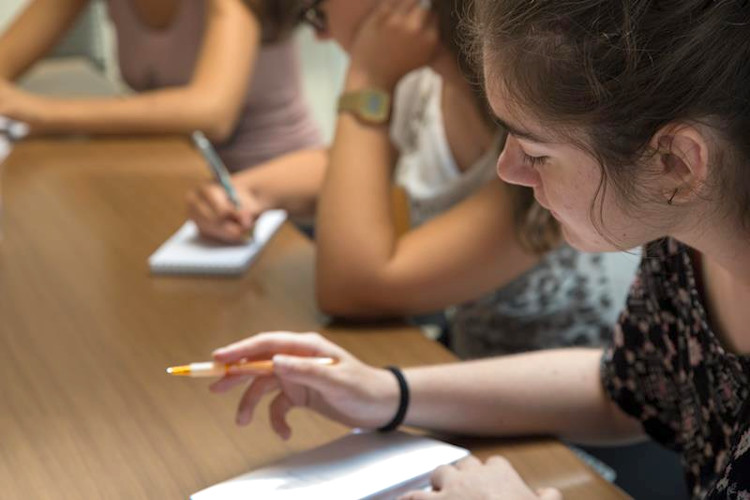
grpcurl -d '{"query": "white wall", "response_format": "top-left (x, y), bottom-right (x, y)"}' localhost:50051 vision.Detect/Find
top-left (295, 28), bottom-right (349, 144)
top-left (0, 0), bottom-right (26, 32)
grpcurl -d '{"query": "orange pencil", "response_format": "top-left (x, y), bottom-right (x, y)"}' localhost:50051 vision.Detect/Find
top-left (166, 357), bottom-right (337, 377)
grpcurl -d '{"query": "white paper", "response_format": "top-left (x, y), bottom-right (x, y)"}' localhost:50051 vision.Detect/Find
top-left (0, 116), bottom-right (29, 142)
top-left (0, 135), bottom-right (11, 164)
top-left (191, 431), bottom-right (469, 500)
top-left (148, 210), bottom-right (287, 276)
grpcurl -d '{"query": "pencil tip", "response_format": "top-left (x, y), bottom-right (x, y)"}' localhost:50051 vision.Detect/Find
top-left (166, 365), bottom-right (191, 376)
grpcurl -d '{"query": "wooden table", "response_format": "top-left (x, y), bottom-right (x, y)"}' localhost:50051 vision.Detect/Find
top-left (0, 139), bottom-right (626, 499)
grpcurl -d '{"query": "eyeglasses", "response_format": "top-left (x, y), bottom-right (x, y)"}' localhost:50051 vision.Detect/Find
top-left (300, 0), bottom-right (327, 32)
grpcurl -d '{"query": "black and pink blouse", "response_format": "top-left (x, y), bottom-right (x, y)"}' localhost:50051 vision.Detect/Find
top-left (602, 238), bottom-right (750, 498)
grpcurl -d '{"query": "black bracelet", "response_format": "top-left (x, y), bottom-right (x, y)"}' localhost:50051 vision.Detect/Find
top-left (378, 366), bottom-right (409, 433)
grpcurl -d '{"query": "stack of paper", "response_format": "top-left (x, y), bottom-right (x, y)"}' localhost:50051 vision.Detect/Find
top-left (148, 210), bottom-right (287, 276)
top-left (191, 431), bottom-right (470, 500)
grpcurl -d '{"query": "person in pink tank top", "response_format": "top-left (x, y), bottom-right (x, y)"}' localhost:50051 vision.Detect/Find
top-left (0, 0), bottom-right (322, 172)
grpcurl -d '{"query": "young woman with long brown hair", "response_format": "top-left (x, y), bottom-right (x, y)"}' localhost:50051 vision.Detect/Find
top-left (208, 0), bottom-right (750, 497)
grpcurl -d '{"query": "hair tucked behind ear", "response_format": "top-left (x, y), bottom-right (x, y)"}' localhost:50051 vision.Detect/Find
top-left (244, 0), bottom-right (304, 43)
top-left (470, 0), bottom-right (750, 232)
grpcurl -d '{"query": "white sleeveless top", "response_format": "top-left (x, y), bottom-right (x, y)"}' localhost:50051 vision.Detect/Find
top-left (390, 68), bottom-right (497, 227)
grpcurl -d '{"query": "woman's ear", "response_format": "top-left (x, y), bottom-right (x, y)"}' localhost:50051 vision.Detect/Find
top-left (652, 123), bottom-right (711, 205)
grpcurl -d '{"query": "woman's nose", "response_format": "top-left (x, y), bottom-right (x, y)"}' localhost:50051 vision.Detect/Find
top-left (496, 136), bottom-right (541, 188)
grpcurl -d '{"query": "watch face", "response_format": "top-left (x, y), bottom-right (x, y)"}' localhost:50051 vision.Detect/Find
top-left (363, 92), bottom-right (388, 122)
top-left (367, 94), bottom-right (384, 114)
top-left (339, 89), bottom-right (390, 124)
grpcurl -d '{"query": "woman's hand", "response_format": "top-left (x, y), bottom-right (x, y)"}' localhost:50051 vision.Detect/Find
top-left (210, 332), bottom-right (400, 439)
top-left (0, 79), bottom-right (42, 129)
top-left (399, 456), bottom-right (563, 500)
top-left (347, 0), bottom-right (440, 91)
top-left (186, 182), bottom-right (264, 244)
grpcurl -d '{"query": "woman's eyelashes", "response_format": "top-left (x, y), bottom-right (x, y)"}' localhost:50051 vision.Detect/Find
top-left (522, 151), bottom-right (549, 168)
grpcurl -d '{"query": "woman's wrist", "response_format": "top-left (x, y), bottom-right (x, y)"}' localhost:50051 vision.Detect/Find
top-left (367, 366), bottom-right (403, 429)
top-left (231, 170), bottom-right (273, 212)
top-left (344, 65), bottom-right (400, 94)
top-left (2, 86), bottom-right (45, 130)
top-left (377, 366), bottom-right (410, 432)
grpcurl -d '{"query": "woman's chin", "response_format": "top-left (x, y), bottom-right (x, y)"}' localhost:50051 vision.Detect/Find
top-left (313, 28), bottom-right (333, 41)
top-left (560, 223), bottom-right (620, 253)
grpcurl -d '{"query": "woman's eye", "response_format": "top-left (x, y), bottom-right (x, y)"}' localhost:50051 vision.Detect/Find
top-left (522, 152), bottom-right (548, 167)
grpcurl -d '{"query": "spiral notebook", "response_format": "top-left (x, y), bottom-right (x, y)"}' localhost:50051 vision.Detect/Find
top-left (148, 210), bottom-right (287, 276)
top-left (190, 431), bottom-right (470, 500)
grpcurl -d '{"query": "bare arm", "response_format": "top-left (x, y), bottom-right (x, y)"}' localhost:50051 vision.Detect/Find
top-left (316, 66), bottom-right (540, 316)
top-left (0, 0), bottom-right (89, 80)
top-left (1, 0), bottom-right (259, 142)
top-left (212, 334), bottom-right (645, 446)
top-left (315, 2), bottom-right (541, 317)
top-left (316, 150), bottom-right (543, 316)
top-left (234, 148), bottom-right (328, 217)
top-left (404, 349), bottom-right (644, 445)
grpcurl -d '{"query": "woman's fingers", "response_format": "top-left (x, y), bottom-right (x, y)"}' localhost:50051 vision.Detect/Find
top-left (187, 185), bottom-right (248, 243)
top-left (537, 488), bottom-right (564, 500)
top-left (454, 455), bottom-right (482, 470)
top-left (236, 376), bottom-right (279, 426)
top-left (209, 373), bottom-right (253, 393)
top-left (270, 354), bottom-right (346, 395)
top-left (199, 184), bottom-right (237, 221)
top-left (430, 464), bottom-right (457, 491)
top-left (213, 331), bottom-right (344, 364)
top-left (269, 391), bottom-right (296, 440)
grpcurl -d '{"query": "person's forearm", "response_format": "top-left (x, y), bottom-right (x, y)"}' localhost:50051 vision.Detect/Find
top-left (403, 349), bottom-right (644, 445)
top-left (18, 87), bottom-right (236, 142)
top-left (316, 72), bottom-right (400, 304)
top-left (233, 148), bottom-right (328, 218)
top-left (0, 0), bottom-right (88, 81)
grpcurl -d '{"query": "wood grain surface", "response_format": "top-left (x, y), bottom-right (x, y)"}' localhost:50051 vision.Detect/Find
top-left (0, 138), bottom-right (627, 499)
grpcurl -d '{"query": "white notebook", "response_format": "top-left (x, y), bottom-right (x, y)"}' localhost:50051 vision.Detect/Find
top-left (148, 210), bottom-right (287, 276)
top-left (191, 431), bottom-right (470, 500)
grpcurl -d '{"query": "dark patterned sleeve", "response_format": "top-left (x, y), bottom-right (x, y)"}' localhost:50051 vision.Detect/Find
top-left (707, 425), bottom-right (750, 497)
top-left (600, 271), bottom-right (684, 453)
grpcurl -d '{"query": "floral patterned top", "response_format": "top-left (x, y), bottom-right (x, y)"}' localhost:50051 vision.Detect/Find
top-left (602, 238), bottom-right (750, 499)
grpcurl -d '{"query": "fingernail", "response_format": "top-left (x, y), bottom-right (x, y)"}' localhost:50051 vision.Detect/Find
top-left (272, 354), bottom-right (294, 371)
top-left (236, 412), bottom-right (251, 426)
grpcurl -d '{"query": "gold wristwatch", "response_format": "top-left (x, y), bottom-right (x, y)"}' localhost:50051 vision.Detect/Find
top-left (337, 88), bottom-right (391, 125)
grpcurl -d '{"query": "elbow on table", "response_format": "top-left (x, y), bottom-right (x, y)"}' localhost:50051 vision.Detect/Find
top-left (192, 98), bottom-right (241, 144)
top-left (199, 114), bottom-right (236, 144)
top-left (316, 277), bottom-right (407, 319)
